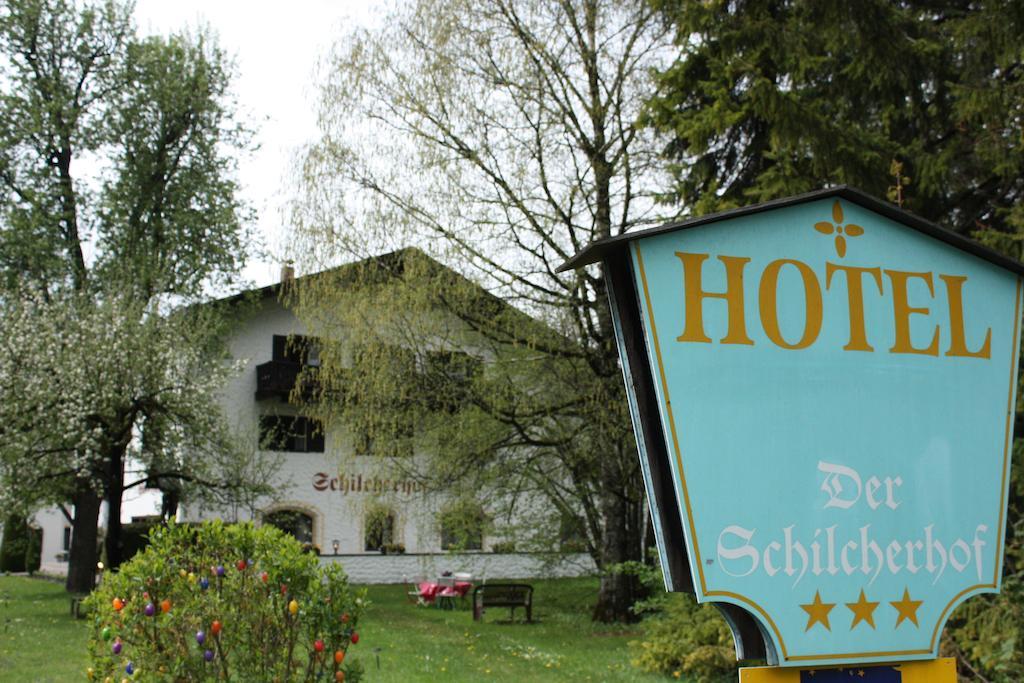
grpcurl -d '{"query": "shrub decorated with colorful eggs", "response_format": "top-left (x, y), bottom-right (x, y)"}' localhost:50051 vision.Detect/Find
top-left (85, 520), bottom-right (366, 682)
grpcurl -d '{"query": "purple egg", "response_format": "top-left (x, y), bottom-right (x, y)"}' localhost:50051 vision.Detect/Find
top-left (204, 649), bottom-right (215, 662)
top-left (144, 602), bottom-right (155, 617)
top-left (200, 577), bottom-right (210, 590)
top-left (196, 630), bottom-right (206, 645)
top-left (215, 565), bottom-right (225, 577)
top-left (112, 641), bottom-right (122, 655)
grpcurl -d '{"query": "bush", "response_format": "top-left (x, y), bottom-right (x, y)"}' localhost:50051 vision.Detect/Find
top-left (0, 514), bottom-right (29, 573)
top-left (85, 520), bottom-right (367, 682)
top-left (622, 554), bottom-right (734, 682)
top-left (630, 593), bottom-right (734, 682)
top-left (24, 524), bottom-right (41, 574)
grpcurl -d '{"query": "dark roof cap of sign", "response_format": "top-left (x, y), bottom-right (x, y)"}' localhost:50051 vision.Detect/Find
top-left (557, 185), bottom-right (1024, 276)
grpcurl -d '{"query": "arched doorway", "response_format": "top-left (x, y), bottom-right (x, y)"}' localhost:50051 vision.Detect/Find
top-left (263, 509), bottom-right (315, 545)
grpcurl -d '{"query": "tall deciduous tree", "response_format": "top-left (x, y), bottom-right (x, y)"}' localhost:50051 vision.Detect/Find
top-left (291, 0), bottom-right (673, 621)
top-left (0, 0), bottom-right (255, 592)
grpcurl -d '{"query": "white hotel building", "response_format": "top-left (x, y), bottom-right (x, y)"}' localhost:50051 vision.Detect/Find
top-left (34, 250), bottom-right (593, 583)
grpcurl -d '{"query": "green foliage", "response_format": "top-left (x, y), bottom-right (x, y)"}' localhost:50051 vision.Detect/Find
top-left (940, 439), bottom-right (1024, 681)
top-left (24, 524), bottom-right (41, 574)
top-left (0, 515), bottom-right (29, 573)
top-left (630, 594), bottom-right (734, 683)
top-left (438, 497), bottom-right (488, 552)
top-left (624, 554), bottom-right (735, 681)
top-left (644, 1), bottom-right (1024, 245)
top-left (85, 521), bottom-right (367, 682)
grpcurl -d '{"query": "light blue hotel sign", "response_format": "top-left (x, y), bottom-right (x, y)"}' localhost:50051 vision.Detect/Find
top-left (562, 188), bottom-right (1023, 668)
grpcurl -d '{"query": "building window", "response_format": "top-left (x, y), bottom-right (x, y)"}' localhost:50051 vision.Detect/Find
top-left (439, 500), bottom-right (486, 551)
top-left (272, 334), bottom-right (321, 366)
top-left (364, 506), bottom-right (395, 552)
top-left (353, 419), bottom-right (413, 457)
top-left (259, 415), bottom-right (325, 452)
top-left (559, 512), bottom-right (588, 552)
top-left (264, 510), bottom-right (314, 545)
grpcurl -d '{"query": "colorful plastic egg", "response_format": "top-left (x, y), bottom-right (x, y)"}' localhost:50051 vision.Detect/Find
top-left (112, 598), bottom-right (123, 611)
top-left (236, 559), bottom-right (247, 571)
top-left (125, 662), bottom-right (134, 675)
top-left (314, 639), bottom-right (324, 652)
top-left (211, 620), bottom-right (222, 636)
top-left (350, 632), bottom-right (359, 645)
top-left (288, 599), bottom-right (299, 616)
top-left (200, 577), bottom-right (209, 590)
top-left (334, 650), bottom-right (345, 664)
top-left (144, 603), bottom-right (155, 617)
top-left (196, 630), bottom-right (205, 645)
top-left (112, 640), bottom-right (122, 655)
top-left (101, 626), bottom-right (112, 641)
top-left (215, 565), bottom-right (225, 577)
top-left (204, 649), bottom-right (215, 662)
top-left (160, 599), bottom-right (171, 613)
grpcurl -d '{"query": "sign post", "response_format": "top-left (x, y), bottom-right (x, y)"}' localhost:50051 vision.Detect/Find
top-left (561, 187), bottom-right (1023, 675)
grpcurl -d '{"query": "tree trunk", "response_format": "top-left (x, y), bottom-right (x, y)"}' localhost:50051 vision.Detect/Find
top-left (65, 486), bottom-right (101, 594)
top-left (104, 444), bottom-right (126, 570)
top-left (592, 483), bottom-right (646, 622)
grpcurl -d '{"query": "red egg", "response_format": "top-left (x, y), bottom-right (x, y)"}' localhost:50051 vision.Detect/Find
top-left (236, 559), bottom-right (247, 571)
top-left (260, 571), bottom-right (268, 583)
top-left (112, 598), bottom-right (124, 611)
top-left (211, 620), bottom-right (222, 636)
top-left (160, 599), bottom-right (171, 613)
top-left (350, 632), bottom-right (359, 645)
top-left (314, 639), bottom-right (324, 652)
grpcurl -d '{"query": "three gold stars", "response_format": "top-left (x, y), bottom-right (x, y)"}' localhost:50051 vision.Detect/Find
top-left (800, 588), bottom-right (923, 631)
top-left (891, 587), bottom-right (924, 628)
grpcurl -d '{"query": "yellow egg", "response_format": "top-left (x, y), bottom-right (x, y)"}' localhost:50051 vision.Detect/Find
top-left (288, 599), bottom-right (299, 615)
top-left (86, 668), bottom-right (94, 680)
top-left (179, 568), bottom-right (187, 577)
top-left (188, 572), bottom-right (196, 583)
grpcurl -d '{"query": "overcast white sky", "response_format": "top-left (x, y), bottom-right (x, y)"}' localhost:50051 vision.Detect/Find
top-left (122, 1), bottom-right (388, 520)
top-left (133, 0), bottom-right (387, 290)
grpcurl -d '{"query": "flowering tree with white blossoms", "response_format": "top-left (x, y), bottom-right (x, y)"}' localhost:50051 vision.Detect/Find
top-left (0, 293), bottom-right (278, 591)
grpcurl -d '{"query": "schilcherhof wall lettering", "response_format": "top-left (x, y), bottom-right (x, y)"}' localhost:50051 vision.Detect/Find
top-left (716, 461), bottom-right (988, 588)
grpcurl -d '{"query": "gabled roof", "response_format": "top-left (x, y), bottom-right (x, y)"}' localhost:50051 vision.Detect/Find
top-left (214, 247), bottom-right (416, 306)
top-left (558, 186), bottom-right (1024, 276)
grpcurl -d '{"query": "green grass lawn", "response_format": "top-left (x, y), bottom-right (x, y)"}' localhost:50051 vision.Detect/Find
top-left (0, 574), bottom-right (666, 681)
top-left (353, 579), bottom-right (662, 682)
top-left (0, 575), bottom-right (89, 682)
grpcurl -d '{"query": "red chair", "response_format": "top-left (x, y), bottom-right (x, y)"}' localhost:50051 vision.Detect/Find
top-left (409, 581), bottom-right (441, 605)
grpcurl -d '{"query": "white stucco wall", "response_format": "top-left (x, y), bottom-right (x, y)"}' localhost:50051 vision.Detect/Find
top-left (319, 552), bottom-right (595, 584)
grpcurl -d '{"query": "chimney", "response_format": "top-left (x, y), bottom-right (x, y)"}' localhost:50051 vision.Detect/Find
top-left (281, 260), bottom-right (295, 283)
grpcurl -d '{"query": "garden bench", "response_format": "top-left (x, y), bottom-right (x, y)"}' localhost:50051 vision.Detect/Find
top-left (472, 583), bottom-right (533, 623)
